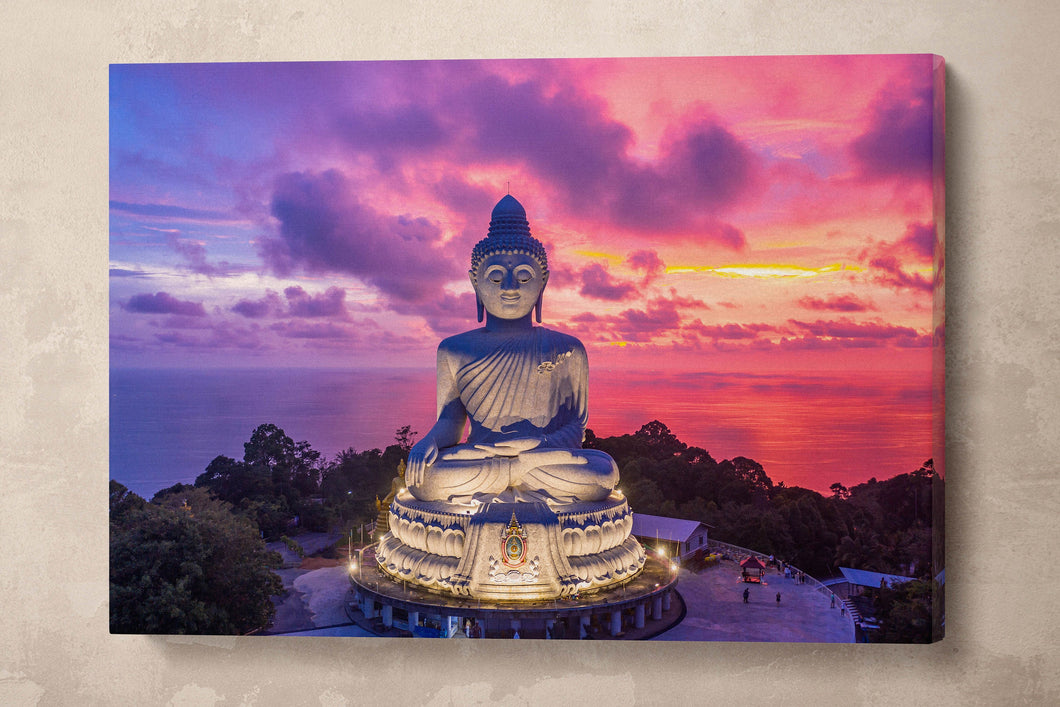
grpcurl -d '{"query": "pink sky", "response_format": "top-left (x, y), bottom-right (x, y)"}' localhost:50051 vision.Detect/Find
top-left (109, 56), bottom-right (944, 489)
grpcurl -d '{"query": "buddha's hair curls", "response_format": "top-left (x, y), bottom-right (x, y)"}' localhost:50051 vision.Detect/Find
top-left (470, 216), bottom-right (548, 277)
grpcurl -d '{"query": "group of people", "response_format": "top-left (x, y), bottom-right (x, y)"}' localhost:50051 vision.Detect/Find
top-left (462, 619), bottom-right (484, 639)
top-left (783, 566), bottom-right (808, 584)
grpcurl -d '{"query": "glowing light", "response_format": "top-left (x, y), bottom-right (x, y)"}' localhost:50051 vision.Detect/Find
top-left (666, 263), bottom-right (860, 279)
top-left (572, 250), bottom-right (623, 263)
top-left (608, 341), bottom-right (630, 347)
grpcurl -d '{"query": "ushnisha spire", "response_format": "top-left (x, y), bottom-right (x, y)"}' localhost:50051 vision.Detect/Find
top-left (470, 195), bottom-right (549, 276)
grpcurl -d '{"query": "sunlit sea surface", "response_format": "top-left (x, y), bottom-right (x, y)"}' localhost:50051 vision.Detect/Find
top-left (111, 367), bottom-right (934, 499)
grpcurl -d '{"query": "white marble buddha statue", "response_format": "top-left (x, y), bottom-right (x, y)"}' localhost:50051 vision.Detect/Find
top-left (406, 195), bottom-right (619, 504)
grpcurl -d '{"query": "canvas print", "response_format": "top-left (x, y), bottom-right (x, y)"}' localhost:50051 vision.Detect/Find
top-left (109, 55), bottom-right (945, 642)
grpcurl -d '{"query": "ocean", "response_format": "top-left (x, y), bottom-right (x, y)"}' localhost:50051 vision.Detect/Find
top-left (110, 367), bottom-right (934, 500)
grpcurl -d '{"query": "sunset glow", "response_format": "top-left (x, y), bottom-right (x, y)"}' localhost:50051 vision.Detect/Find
top-left (110, 55), bottom-right (943, 493)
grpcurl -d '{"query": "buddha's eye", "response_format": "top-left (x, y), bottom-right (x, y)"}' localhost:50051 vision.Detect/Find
top-left (515, 267), bottom-right (535, 283)
top-left (489, 272), bottom-right (503, 283)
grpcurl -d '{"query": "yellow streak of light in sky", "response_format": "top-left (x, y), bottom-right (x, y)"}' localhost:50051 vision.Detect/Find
top-left (573, 250), bottom-right (624, 263)
top-left (665, 263), bottom-right (863, 279)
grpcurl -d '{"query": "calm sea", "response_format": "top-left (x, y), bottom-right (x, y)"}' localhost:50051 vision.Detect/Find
top-left (110, 367), bottom-right (934, 499)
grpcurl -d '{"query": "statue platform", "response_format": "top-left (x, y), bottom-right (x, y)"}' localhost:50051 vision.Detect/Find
top-left (376, 490), bottom-right (646, 600)
top-left (351, 548), bottom-right (679, 639)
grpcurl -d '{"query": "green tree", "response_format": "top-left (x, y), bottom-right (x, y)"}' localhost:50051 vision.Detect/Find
top-left (110, 483), bottom-right (282, 634)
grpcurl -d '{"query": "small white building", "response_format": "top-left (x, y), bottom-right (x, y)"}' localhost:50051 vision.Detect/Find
top-left (630, 513), bottom-right (711, 562)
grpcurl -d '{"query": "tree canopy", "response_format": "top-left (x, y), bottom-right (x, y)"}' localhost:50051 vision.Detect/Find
top-left (109, 481), bottom-right (282, 634)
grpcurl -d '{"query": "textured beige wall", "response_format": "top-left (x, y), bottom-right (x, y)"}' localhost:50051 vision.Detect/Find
top-left (2, 2), bottom-right (1058, 704)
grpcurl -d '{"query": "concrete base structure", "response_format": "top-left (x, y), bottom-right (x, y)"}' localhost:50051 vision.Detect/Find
top-left (351, 549), bottom-right (679, 639)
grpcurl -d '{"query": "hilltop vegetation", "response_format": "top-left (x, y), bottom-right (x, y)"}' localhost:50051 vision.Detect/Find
top-left (111, 420), bottom-right (941, 636)
top-left (588, 420), bottom-right (941, 580)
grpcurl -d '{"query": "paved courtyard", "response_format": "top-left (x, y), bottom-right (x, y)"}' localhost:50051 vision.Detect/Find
top-left (654, 559), bottom-right (854, 642)
top-left (267, 555), bottom-right (853, 642)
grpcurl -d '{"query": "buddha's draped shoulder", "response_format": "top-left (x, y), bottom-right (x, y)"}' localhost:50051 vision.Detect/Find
top-left (439, 327), bottom-right (588, 441)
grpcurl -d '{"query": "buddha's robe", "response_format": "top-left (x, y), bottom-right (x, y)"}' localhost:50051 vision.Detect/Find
top-left (408, 327), bottom-right (618, 503)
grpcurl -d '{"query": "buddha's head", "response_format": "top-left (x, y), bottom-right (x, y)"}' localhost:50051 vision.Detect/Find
top-left (470, 195), bottom-right (549, 323)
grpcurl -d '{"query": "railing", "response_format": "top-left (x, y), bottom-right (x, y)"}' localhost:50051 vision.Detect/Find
top-left (706, 539), bottom-right (851, 621)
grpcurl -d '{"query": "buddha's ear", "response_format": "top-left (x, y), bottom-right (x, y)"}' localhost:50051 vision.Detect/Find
top-left (536, 271), bottom-right (548, 323)
top-left (469, 270), bottom-right (484, 322)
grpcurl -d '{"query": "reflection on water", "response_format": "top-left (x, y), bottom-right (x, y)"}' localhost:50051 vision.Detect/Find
top-left (111, 367), bottom-right (932, 499)
top-left (588, 369), bottom-right (932, 493)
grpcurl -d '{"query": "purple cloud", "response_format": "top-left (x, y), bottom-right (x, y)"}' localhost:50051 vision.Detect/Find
top-left (898, 222), bottom-right (936, 260)
top-left (232, 291), bottom-right (284, 319)
top-left (283, 286), bottom-right (349, 318)
top-left (797, 294), bottom-right (876, 312)
top-left (627, 249), bottom-right (665, 283)
top-left (789, 318), bottom-right (920, 341)
top-left (689, 321), bottom-right (777, 340)
top-left (125, 292), bottom-right (206, 317)
top-left (850, 83), bottom-right (934, 181)
top-left (571, 294), bottom-right (706, 342)
top-left (264, 169), bottom-right (464, 304)
top-left (323, 68), bottom-right (756, 246)
top-left (869, 255), bottom-right (933, 292)
top-left (165, 233), bottom-right (241, 277)
top-left (578, 262), bottom-right (637, 301)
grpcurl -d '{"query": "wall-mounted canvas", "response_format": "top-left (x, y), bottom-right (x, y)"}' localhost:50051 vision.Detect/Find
top-left (110, 55), bottom-right (944, 643)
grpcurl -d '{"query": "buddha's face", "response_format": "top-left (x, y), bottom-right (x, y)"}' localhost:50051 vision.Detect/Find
top-left (471, 252), bottom-right (548, 321)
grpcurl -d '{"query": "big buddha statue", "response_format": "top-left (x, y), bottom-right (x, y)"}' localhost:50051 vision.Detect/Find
top-left (376, 195), bottom-right (645, 600)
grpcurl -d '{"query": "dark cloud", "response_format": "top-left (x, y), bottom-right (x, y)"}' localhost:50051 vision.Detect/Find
top-left (456, 75), bottom-right (634, 206)
top-left (328, 70), bottom-right (757, 246)
top-left (283, 286), bottom-right (350, 319)
top-left (689, 321), bottom-right (778, 340)
top-left (850, 83), bottom-right (934, 181)
top-left (232, 291), bottom-right (284, 319)
top-left (788, 317), bottom-right (920, 341)
top-left (578, 262), bottom-right (637, 301)
top-left (231, 287), bottom-right (351, 320)
top-left (570, 294), bottom-right (705, 342)
top-left (869, 255), bottom-right (933, 292)
top-left (897, 222), bottom-right (936, 260)
top-left (797, 294), bottom-right (877, 312)
top-left (627, 249), bottom-right (665, 284)
top-left (264, 169), bottom-right (464, 304)
top-left (109, 268), bottom-right (151, 278)
top-left (125, 292), bottom-right (206, 317)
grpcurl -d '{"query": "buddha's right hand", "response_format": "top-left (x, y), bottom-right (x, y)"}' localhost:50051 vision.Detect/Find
top-left (407, 437), bottom-right (439, 486)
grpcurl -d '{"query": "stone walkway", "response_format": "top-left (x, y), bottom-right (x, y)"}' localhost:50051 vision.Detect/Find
top-left (653, 560), bottom-right (854, 643)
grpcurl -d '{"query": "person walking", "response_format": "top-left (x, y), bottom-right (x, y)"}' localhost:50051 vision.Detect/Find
top-left (743, 587), bottom-right (750, 603)
top-left (776, 592), bottom-right (781, 606)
